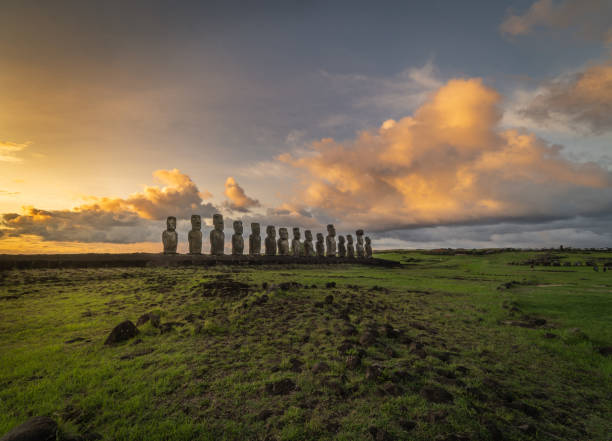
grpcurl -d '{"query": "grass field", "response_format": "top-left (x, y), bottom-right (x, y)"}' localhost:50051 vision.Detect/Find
top-left (1, 250), bottom-right (611, 440)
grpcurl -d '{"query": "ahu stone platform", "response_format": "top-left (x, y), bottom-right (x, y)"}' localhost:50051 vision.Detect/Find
top-left (0, 254), bottom-right (400, 270)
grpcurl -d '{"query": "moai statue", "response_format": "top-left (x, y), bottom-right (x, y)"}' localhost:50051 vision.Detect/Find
top-left (265, 226), bottom-right (277, 256)
top-left (303, 230), bottom-right (314, 257)
top-left (277, 227), bottom-right (290, 256)
top-left (210, 214), bottom-right (225, 256)
top-left (188, 214), bottom-right (202, 254)
top-left (291, 227), bottom-right (302, 257)
top-left (162, 216), bottom-right (178, 254)
top-left (326, 224), bottom-right (337, 257)
top-left (338, 235), bottom-right (346, 258)
top-left (315, 233), bottom-right (325, 257)
top-left (365, 236), bottom-right (373, 258)
top-left (249, 222), bottom-right (261, 256)
top-left (232, 220), bottom-right (244, 255)
top-left (346, 234), bottom-right (355, 258)
top-left (356, 229), bottom-right (365, 258)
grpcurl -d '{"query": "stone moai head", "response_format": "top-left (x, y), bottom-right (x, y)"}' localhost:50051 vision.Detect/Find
top-left (316, 232), bottom-right (324, 242)
top-left (365, 236), bottom-right (371, 245)
top-left (166, 216), bottom-right (177, 232)
top-left (279, 227), bottom-right (289, 240)
top-left (293, 227), bottom-right (300, 240)
top-left (356, 229), bottom-right (364, 239)
top-left (327, 224), bottom-right (336, 237)
top-left (338, 235), bottom-right (345, 244)
top-left (251, 222), bottom-right (260, 235)
top-left (191, 215), bottom-right (201, 231)
top-left (233, 220), bottom-right (243, 235)
top-left (346, 234), bottom-right (353, 244)
top-left (305, 230), bottom-right (313, 241)
top-left (266, 225), bottom-right (276, 238)
top-left (213, 214), bottom-right (224, 231)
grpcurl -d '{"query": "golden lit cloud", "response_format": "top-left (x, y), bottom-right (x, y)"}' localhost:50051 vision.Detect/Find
top-left (280, 78), bottom-right (612, 231)
top-left (223, 177), bottom-right (260, 212)
top-left (0, 140), bottom-right (31, 162)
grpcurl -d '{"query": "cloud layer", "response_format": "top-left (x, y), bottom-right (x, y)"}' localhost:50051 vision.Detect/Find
top-left (280, 78), bottom-right (612, 231)
top-left (223, 177), bottom-right (260, 212)
top-left (0, 140), bottom-right (30, 162)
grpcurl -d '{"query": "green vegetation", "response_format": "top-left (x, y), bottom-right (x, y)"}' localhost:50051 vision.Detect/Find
top-left (1, 250), bottom-right (611, 440)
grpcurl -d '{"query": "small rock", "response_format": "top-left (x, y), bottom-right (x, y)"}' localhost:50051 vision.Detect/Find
top-left (543, 332), bottom-right (558, 339)
top-left (399, 420), bottom-right (416, 431)
top-left (368, 426), bottom-right (393, 441)
top-left (265, 378), bottom-right (296, 395)
top-left (346, 355), bottom-right (361, 370)
top-left (104, 320), bottom-right (139, 345)
top-left (324, 294), bottom-right (334, 304)
top-left (257, 409), bottom-right (273, 421)
top-left (378, 382), bottom-right (403, 396)
top-left (597, 346), bottom-right (612, 356)
top-left (420, 385), bottom-right (454, 403)
top-left (383, 324), bottom-right (400, 338)
top-left (365, 365), bottom-right (382, 381)
top-left (341, 324), bottom-right (358, 336)
top-left (312, 362), bottom-right (330, 374)
top-left (289, 358), bottom-right (303, 373)
top-left (0, 416), bottom-right (57, 441)
top-left (325, 282), bottom-right (336, 289)
top-left (360, 331), bottom-right (378, 346)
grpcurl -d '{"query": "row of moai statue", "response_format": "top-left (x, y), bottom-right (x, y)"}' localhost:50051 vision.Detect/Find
top-left (162, 214), bottom-right (373, 258)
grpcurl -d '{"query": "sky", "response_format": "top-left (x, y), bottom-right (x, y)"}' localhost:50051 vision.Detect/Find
top-left (1, 0), bottom-right (611, 253)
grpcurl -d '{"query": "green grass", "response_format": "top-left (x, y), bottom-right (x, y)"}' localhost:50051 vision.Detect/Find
top-left (0, 250), bottom-right (611, 440)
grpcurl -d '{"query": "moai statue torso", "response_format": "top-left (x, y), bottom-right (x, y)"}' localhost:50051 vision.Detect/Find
top-left (346, 234), bottom-right (355, 258)
top-left (188, 215), bottom-right (202, 254)
top-left (210, 214), bottom-right (225, 255)
top-left (265, 226), bottom-right (277, 256)
top-left (249, 223), bottom-right (261, 256)
top-left (277, 227), bottom-right (290, 256)
top-left (338, 235), bottom-right (346, 258)
top-left (291, 227), bottom-right (302, 257)
top-left (365, 236), bottom-right (373, 258)
top-left (303, 230), bottom-right (314, 257)
top-left (315, 233), bottom-right (325, 257)
top-left (162, 216), bottom-right (178, 254)
top-left (326, 224), bottom-right (337, 257)
top-left (232, 220), bottom-right (244, 255)
top-left (356, 229), bottom-right (365, 258)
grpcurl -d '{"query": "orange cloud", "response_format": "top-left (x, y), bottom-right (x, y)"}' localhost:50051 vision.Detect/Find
top-left (0, 140), bottom-right (31, 162)
top-left (280, 78), bottom-right (612, 231)
top-left (223, 177), bottom-right (260, 212)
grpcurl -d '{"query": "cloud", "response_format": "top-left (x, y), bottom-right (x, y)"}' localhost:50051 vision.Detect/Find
top-left (500, 0), bottom-right (612, 43)
top-left (223, 177), bottom-right (260, 212)
top-left (1, 169), bottom-right (217, 243)
top-left (279, 78), bottom-right (612, 232)
top-left (517, 59), bottom-right (612, 133)
top-left (0, 140), bottom-right (31, 162)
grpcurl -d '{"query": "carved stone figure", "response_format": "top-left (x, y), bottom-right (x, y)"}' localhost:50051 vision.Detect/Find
top-left (291, 227), bottom-right (302, 257)
top-left (346, 234), bottom-right (355, 258)
top-left (326, 224), bottom-right (337, 257)
top-left (277, 227), bottom-right (290, 256)
top-left (303, 230), bottom-right (314, 257)
top-left (365, 236), bottom-right (373, 258)
top-left (232, 220), bottom-right (244, 255)
top-left (316, 233), bottom-right (325, 257)
top-left (338, 235), bottom-right (346, 258)
top-left (249, 223), bottom-right (261, 256)
top-left (162, 216), bottom-right (178, 254)
top-left (188, 215), bottom-right (202, 254)
top-left (356, 229), bottom-right (365, 258)
top-left (265, 226), bottom-right (277, 256)
top-left (210, 214), bottom-right (225, 256)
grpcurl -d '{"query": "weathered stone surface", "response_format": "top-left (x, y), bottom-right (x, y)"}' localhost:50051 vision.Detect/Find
top-left (365, 236), bottom-right (373, 258)
top-left (291, 227), bottom-right (302, 257)
top-left (104, 320), bottom-right (139, 345)
top-left (232, 220), bottom-right (244, 255)
top-left (0, 416), bottom-right (57, 441)
top-left (264, 225), bottom-right (277, 256)
top-left (338, 235), bottom-right (346, 258)
top-left (277, 228), bottom-right (290, 256)
top-left (249, 223), bottom-right (261, 256)
top-left (356, 229), bottom-right (365, 258)
top-left (316, 233), bottom-right (325, 257)
top-left (326, 224), bottom-right (337, 257)
top-left (346, 234), bottom-right (355, 258)
top-left (162, 216), bottom-right (178, 254)
top-left (188, 215), bottom-right (202, 254)
top-left (303, 230), bottom-right (314, 256)
top-left (210, 214), bottom-right (225, 256)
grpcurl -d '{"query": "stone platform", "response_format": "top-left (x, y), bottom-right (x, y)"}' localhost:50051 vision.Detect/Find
top-left (0, 254), bottom-right (400, 270)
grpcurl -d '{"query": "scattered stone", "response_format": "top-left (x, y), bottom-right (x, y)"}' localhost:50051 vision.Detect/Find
top-left (346, 355), bottom-right (361, 370)
top-left (368, 426), bottom-right (393, 441)
top-left (420, 385), bottom-right (454, 403)
top-left (137, 312), bottom-right (161, 328)
top-left (104, 320), bottom-right (139, 345)
top-left (261, 282), bottom-right (268, 290)
top-left (365, 365), bottom-right (382, 381)
top-left (408, 342), bottom-right (427, 359)
top-left (0, 416), bottom-right (57, 441)
top-left (252, 294), bottom-right (269, 306)
top-left (324, 294), bottom-right (334, 304)
top-left (265, 378), bottom-right (296, 395)
top-left (383, 324), bottom-right (400, 338)
top-left (288, 358), bottom-right (303, 373)
top-left (360, 331), bottom-right (378, 346)
top-left (279, 281), bottom-right (302, 291)
top-left (312, 361), bottom-right (330, 374)
top-left (325, 281), bottom-right (336, 289)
